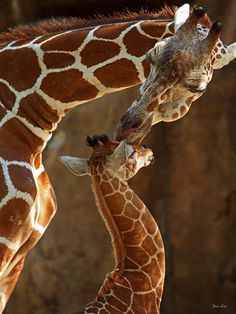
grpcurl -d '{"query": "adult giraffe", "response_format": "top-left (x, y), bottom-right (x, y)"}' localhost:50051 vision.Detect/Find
top-left (0, 4), bottom-right (190, 311)
top-left (59, 135), bottom-right (165, 314)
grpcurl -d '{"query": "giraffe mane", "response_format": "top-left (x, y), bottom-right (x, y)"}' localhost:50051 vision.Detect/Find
top-left (0, 5), bottom-right (177, 44)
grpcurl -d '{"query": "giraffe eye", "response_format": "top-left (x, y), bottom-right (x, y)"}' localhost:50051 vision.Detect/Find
top-left (186, 85), bottom-right (206, 93)
top-left (130, 119), bottom-right (143, 129)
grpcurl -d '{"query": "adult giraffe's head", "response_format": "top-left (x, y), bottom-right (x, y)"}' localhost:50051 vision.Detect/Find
top-left (115, 5), bottom-right (236, 144)
top-left (58, 135), bottom-right (153, 181)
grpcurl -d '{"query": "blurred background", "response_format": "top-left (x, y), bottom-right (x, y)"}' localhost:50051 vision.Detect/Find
top-left (2, 0), bottom-right (236, 313)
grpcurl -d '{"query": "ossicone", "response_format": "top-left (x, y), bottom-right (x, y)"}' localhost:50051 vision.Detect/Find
top-left (86, 134), bottom-right (110, 147)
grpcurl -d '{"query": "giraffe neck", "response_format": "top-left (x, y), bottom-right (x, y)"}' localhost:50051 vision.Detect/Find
top-left (0, 18), bottom-right (174, 153)
top-left (91, 164), bottom-right (165, 298)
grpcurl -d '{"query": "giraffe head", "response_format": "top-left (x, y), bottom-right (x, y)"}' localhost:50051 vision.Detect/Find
top-left (58, 135), bottom-right (154, 181)
top-left (115, 6), bottom-right (236, 144)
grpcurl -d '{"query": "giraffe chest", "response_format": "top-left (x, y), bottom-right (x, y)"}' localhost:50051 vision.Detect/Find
top-left (0, 160), bottom-right (55, 230)
top-left (34, 167), bottom-right (57, 230)
top-left (0, 149), bottom-right (56, 271)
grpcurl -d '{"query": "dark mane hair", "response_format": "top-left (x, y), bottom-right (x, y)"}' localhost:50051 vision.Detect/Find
top-left (0, 6), bottom-right (177, 44)
top-left (86, 134), bottom-right (110, 147)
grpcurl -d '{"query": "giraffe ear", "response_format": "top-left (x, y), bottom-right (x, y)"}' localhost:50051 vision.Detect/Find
top-left (110, 140), bottom-right (132, 166)
top-left (111, 140), bottom-right (127, 165)
top-left (174, 3), bottom-right (190, 32)
top-left (58, 156), bottom-right (90, 176)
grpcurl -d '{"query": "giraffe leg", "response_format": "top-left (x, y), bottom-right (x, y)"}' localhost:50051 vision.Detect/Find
top-left (0, 229), bottom-right (44, 312)
top-left (0, 256), bottom-right (25, 313)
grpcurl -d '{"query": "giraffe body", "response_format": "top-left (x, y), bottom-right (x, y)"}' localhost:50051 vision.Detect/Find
top-left (0, 6), bottom-right (181, 310)
top-left (59, 135), bottom-right (165, 313)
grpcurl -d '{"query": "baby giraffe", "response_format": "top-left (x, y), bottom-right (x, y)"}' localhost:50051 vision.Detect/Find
top-left (59, 135), bottom-right (165, 314)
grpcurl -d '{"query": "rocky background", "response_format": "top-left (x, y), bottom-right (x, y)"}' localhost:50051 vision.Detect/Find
top-left (1, 0), bottom-right (236, 313)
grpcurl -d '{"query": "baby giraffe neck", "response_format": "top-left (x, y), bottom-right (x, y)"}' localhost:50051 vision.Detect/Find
top-left (91, 164), bottom-right (165, 308)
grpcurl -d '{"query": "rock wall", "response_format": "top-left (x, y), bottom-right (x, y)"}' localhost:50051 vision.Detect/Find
top-left (2, 0), bottom-right (236, 313)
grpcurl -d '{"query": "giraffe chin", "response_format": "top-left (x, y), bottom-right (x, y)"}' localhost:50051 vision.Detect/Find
top-left (114, 114), bottom-right (153, 145)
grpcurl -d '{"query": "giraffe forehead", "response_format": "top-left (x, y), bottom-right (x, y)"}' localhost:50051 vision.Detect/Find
top-left (148, 46), bottom-right (213, 94)
top-left (153, 22), bottom-right (213, 74)
top-left (162, 40), bottom-right (199, 64)
top-left (149, 47), bottom-right (198, 85)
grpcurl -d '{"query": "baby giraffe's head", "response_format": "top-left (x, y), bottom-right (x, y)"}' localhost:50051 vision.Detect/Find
top-left (58, 135), bottom-right (154, 181)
